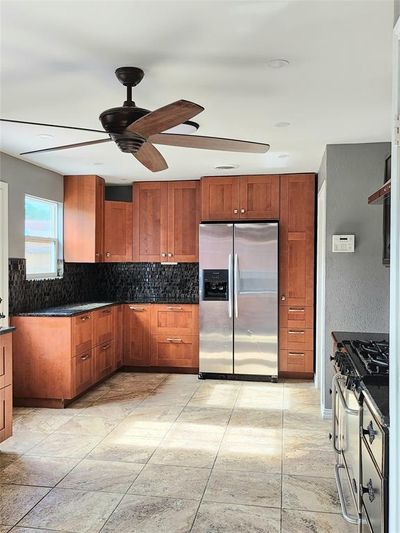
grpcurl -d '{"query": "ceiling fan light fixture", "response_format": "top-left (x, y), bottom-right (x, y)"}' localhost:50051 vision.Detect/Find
top-left (267, 58), bottom-right (290, 69)
top-left (163, 120), bottom-right (199, 134)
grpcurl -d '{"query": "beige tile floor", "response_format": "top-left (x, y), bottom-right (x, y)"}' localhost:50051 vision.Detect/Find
top-left (0, 373), bottom-right (355, 532)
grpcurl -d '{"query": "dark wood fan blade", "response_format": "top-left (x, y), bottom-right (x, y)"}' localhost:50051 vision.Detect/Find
top-left (126, 100), bottom-right (204, 137)
top-left (20, 138), bottom-right (111, 155)
top-left (1, 118), bottom-right (106, 134)
top-left (133, 142), bottom-right (168, 172)
top-left (149, 133), bottom-right (270, 153)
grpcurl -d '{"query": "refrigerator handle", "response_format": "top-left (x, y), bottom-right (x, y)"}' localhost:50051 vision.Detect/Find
top-left (234, 253), bottom-right (239, 318)
top-left (228, 253), bottom-right (233, 318)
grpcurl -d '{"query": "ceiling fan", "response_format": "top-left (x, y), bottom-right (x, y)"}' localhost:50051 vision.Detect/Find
top-left (0, 66), bottom-right (270, 172)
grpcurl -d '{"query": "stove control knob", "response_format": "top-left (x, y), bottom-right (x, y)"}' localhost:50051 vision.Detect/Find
top-left (329, 355), bottom-right (335, 361)
top-left (361, 479), bottom-right (375, 503)
top-left (362, 421), bottom-right (377, 444)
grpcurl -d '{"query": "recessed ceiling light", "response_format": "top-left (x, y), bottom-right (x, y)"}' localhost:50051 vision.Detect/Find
top-left (278, 153), bottom-right (289, 159)
top-left (214, 164), bottom-right (239, 170)
top-left (267, 59), bottom-right (290, 69)
top-left (37, 133), bottom-right (53, 140)
top-left (274, 121), bottom-right (291, 128)
top-left (93, 162), bottom-right (103, 166)
top-left (164, 120), bottom-right (199, 134)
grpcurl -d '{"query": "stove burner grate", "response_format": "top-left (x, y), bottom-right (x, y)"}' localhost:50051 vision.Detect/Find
top-left (350, 340), bottom-right (389, 375)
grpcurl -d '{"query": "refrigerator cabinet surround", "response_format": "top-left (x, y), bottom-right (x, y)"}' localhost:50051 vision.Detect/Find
top-left (199, 222), bottom-right (278, 380)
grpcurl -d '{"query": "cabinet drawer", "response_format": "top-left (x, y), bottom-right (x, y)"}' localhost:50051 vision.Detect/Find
top-left (93, 307), bottom-right (114, 346)
top-left (0, 385), bottom-right (13, 442)
top-left (151, 305), bottom-right (198, 335)
top-left (72, 349), bottom-right (94, 397)
top-left (94, 341), bottom-right (114, 382)
top-left (124, 305), bottom-right (151, 366)
top-left (280, 306), bottom-right (313, 329)
top-left (72, 313), bottom-right (93, 356)
top-left (280, 328), bottom-right (313, 351)
top-left (152, 335), bottom-right (199, 368)
top-left (279, 349), bottom-right (313, 373)
top-left (0, 333), bottom-right (12, 389)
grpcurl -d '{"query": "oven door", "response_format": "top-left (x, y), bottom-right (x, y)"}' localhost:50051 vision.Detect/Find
top-left (332, 373), bottom-right (361, 526)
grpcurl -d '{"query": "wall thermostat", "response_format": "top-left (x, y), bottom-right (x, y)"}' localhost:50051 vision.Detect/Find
top-left (332, 234), bottom-right (355, 253)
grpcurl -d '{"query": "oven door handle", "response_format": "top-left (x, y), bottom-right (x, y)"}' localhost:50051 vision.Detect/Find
top-left (331, 374), bottom-right (343, 455)
top-left (332, 374), bottom-right (359, 416)
top-left (334, 464), bottom-right (361, 525)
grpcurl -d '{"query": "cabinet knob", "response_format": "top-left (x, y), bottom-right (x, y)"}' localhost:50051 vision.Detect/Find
top-left (168, 253), bottom-right (173, 258)
top-left (161, 253), bottom-right (167, 257)
top-left (233, 209), bottom-right (239, 214)
top-left (281, 295), bottom-right (286, 301)
top-left (106, 252), bottom-right (111, 258)
top-left (240, 208), bottom-right (246, 214)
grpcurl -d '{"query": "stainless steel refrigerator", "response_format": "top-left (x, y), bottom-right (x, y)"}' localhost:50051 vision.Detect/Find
top-left (199, 222), bottom-right (278, 380)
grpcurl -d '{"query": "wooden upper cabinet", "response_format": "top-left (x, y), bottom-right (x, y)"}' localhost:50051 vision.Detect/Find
top-left (201, 175), bottom-right (279, 221)
top-left (168, 181), bottom-right (199, 262)
top-left (133, 182), bottom-right (168, 262)
top-left (239, 175), bottom-right (279, 219)
top-left (64, 175), bottom-right (105, 263)
top-left (279, 174), bottom-right (315, 307)
top-left (133, 180), bottom-right (199, 263)
top-left (104, 201), bottom-right (133, 262)
top-left (201, 177), bottom-right (240, 221)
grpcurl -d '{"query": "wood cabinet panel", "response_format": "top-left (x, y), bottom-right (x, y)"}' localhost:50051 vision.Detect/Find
top-left (94, 342), bottom-right (114, 382)
top-left (0, 333), bottom-right (12, 389)
top-left (114, 305), bottom-right (123, 369)
top-left (104, 201), bottom-right (133, 262)
top-left (133, 182), bottom-right (168, 262)
top-left (151, 304), bottom-right (198, 335)
top-left (73, 350), bottom-right (94, 396)
top-left (123, 304), bottom-right (151, 366)
top-left (167, 181), bottom-right (199, 262)
top-left (239, 175), bottom-right (279, 219)
top-left (201, 177), bottom-right (240, 221)
top-left (279, 174), bottom-right (315, 307)
top-left (0, 385), bottom-right (12, 443)
top-left (93, 307), bottom-right (114, 346)
top-left (72, 313), bottom-right (92, 356)
top-left (279, 349), bottom-right (313, 374)
top-left (151, 335), bottom-right (199, 368)
top-left (280, 328), bottom-right (314, 351)
top-left (279, 306), bottom-right (313, 329)
top-left (64, 175), bottom-right (105, 263)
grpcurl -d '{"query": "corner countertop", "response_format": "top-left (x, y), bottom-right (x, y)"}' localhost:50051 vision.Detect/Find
top-left (14, 299), bottom-right (199, 317)
top-left (0, 326), bottom-right (16, 336)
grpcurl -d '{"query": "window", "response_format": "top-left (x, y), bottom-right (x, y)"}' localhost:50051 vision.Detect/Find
top-left (25, 195), bottom-right (63, 279)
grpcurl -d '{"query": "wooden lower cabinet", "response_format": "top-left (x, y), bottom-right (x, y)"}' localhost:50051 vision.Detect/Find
top-left (95, 342), bottom-right (114, 382)
top-left (114, 305), bottom-right (123, 369)
top-left (93, 307), bottom-right (114, 346)
top-left (123, 304), bottom-right (199, 371)
top-left (0, 332), bottom-right (13, 443)
top-left (73, 350), bottom-right (94, 396)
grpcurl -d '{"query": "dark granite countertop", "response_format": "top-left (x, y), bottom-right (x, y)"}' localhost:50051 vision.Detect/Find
top-left (0, 326), bottom-right (16, 336)
top-left (15, 299), bottom-right (199, 317)
top-left (332, 330), bottom-right (389, 344)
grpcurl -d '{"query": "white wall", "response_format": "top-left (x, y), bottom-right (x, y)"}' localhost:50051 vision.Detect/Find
top-left (0, 153), bottom-right (63, 258)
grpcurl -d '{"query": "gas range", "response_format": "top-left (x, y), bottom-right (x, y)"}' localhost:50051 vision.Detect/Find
top-left (331, 331), bottom-right (389, 533)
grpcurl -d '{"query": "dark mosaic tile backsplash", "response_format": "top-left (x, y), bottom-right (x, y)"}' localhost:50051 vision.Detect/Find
top-left (9, 259), bottom-right (199, 315)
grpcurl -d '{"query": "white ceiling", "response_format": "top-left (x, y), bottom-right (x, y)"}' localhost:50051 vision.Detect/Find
top-left (0, 0), bottom-right (394, 183)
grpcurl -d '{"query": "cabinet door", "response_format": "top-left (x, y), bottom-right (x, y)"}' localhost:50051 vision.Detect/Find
top-left (64, 175), bottom-right (105, 263)
top-left (279, 174), bottom-right (315, 307)
top-left (239, 175), bottom-right (279, 219)
top-left (113, 305), bottom-right (123, 369)
top-left (133, 182), bottom-right (168, 262)
top-left (0, 385), bottom-right (12, 443)
top-left (168, 181), bottom-right (199, 262)
top-left (123, 305), bottom-right (151, 366)
top-left (72, 314), bottom-right (93, 356)
top-left (93, 307), bottom-right (114, 347)
top-left (151, 335), bottom-right (199, 368)
top-left (73, 350), bottom-right (94, 396)
top-left (104, 201), bottom-right (133, 262)
top-left (94, 342), bottom-right (114, 382)
top-left (95, 176), bottom-right (105, 262)
top-left (201, 177), bottom-right (240, 221)
top-left (0, 333), bottom-right (12, 389)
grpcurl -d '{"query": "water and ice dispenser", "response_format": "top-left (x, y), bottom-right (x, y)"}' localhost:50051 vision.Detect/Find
top-left (202, 269), bottom-right (229, 301)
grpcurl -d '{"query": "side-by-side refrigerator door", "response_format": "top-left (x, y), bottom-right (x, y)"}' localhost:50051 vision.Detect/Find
top-left (199, 224), bottom-right (233, 374)
top-left (233, 223), bottom-right (278, 376)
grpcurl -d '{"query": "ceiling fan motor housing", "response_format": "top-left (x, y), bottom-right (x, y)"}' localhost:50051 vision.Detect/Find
top-left (99, 106), bottom-right (150, 134)
top-left (110, 132), bottom-right (145, 153)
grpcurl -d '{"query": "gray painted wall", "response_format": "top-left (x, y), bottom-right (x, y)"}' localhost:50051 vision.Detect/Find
top-left (0, 153), bottom-right (63, 258)
top-left (320, 143), bottom-right (390, 406)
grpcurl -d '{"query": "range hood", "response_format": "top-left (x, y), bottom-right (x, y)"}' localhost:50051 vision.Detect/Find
top-left (368, 179), bottom-right (391, 205)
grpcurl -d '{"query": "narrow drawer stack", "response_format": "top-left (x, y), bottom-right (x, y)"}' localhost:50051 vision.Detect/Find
top-left (0, 333), bottom-right (13, 442)
top-left (279, 305), bottom-right (314, 374)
